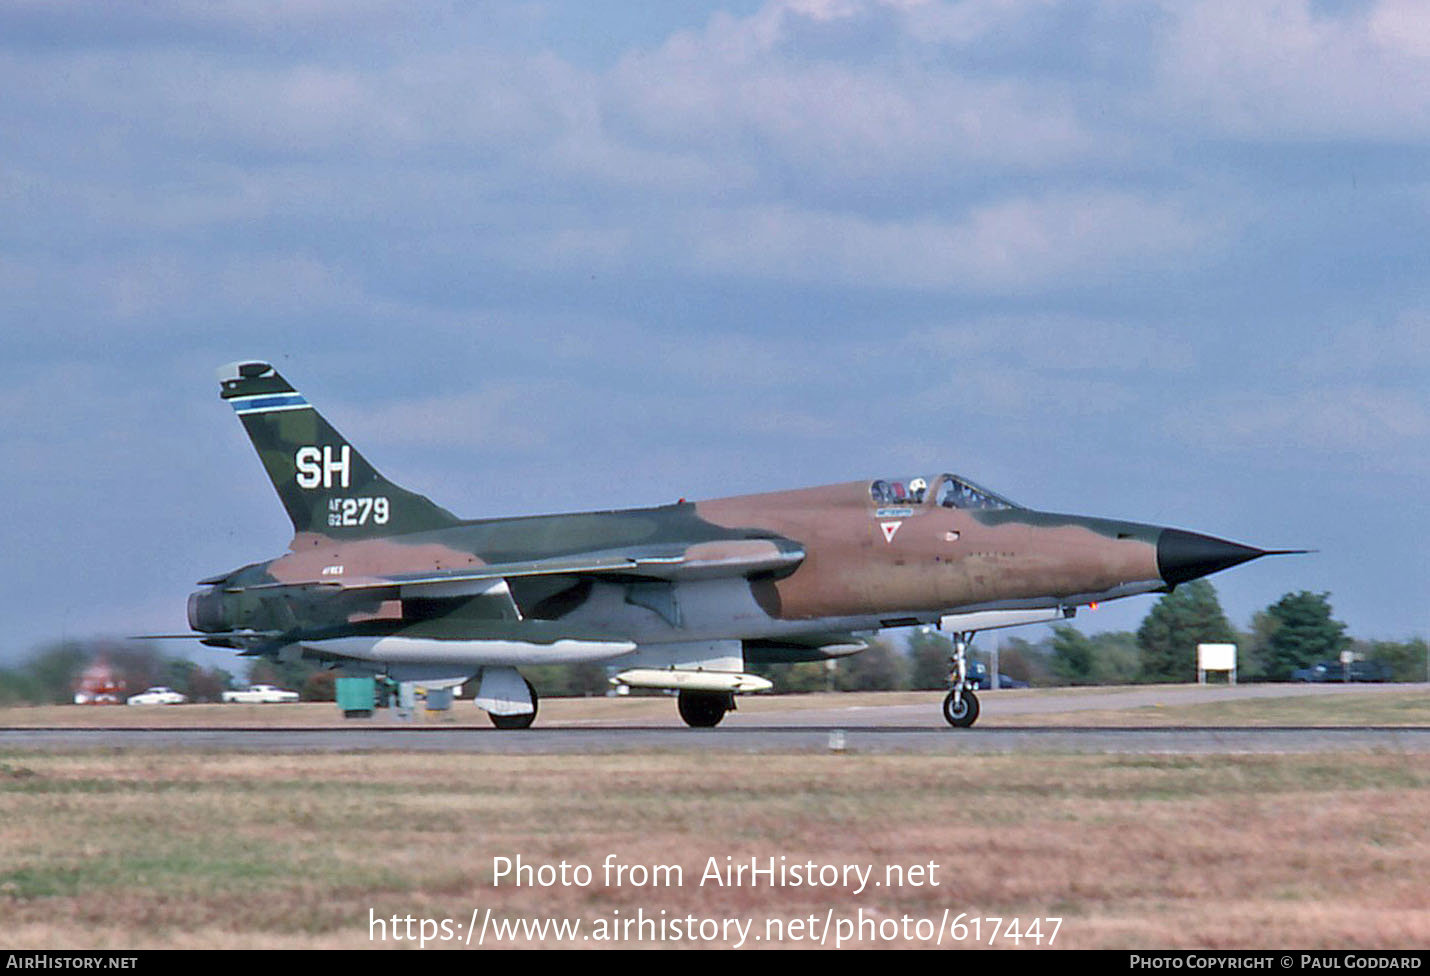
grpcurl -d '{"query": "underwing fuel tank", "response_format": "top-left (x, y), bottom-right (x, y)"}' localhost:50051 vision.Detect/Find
top-left (612, 669), bottom-right (773, 693)
top-left (300, 636), bottom-right (638, 667)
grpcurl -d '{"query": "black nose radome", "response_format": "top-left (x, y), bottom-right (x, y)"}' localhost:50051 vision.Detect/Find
top-left (1156, 528), bottom-right (1268, 586)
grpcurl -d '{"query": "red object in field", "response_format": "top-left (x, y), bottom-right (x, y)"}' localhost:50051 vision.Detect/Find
top-left (73, 657), bottom-right (126, 705)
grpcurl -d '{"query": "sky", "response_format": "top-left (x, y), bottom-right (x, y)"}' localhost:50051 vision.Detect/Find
top-left (2, 0), bottom-right (1428, 665)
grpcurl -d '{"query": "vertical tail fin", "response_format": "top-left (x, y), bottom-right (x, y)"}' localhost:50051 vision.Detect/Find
top-left (218, 361), bottom-right (460, 539)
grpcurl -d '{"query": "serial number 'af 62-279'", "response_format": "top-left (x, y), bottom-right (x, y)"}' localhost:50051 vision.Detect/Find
top-left (172, 361), bottom-right (1303, 730)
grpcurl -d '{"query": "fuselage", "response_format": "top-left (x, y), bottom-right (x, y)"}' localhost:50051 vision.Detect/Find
top-left (190, 472), bottom-right (1246, 656)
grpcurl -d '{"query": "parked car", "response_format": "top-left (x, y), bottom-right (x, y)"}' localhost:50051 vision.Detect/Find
top-left (1291, 660), bottom-right (1391, 683)
top-left (126, 686), bottom-right (187, 705)
top-left (964, 662), bottom-right (1031, 689)
top-left (221, 684), bottom-right (300, 704)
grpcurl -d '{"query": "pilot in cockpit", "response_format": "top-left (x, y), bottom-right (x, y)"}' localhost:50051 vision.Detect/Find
top-left (908, 477), bottom-right (928, 504)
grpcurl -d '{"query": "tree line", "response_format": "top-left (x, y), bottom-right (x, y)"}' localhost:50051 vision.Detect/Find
top-left (756, 583), bottom-right (1427, 692)
top-left (0, 639), bottom-right (615, 706)
top-left (0, 641), bottom-right (238, 706)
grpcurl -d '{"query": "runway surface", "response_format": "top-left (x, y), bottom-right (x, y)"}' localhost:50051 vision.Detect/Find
top-left (3, 725), bottom-right (1429, 754)
top-left (3, 683), bottom-right (1426, 754)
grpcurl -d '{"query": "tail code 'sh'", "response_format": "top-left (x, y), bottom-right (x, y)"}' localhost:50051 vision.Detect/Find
top-left (218, 361), bottom-right (459, 540)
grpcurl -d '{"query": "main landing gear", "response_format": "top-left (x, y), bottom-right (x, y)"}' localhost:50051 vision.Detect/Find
top-left (677, 690), bottom-right (735, 728)
top-left (489, 678), bottom-right (539, 730)
top-left (942, 630), bottom-right (980, 729)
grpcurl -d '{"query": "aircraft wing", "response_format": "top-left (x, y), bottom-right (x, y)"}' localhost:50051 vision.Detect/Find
top-left (227, 539), bottom-right (805, 593)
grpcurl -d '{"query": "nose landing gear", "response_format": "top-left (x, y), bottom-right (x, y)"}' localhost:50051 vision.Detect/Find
top-left (942, 630), bottom-right (980, 728)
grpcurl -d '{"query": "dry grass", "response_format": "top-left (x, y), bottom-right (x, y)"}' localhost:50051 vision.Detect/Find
top-left (1, 750), bottom-right (1428, 948)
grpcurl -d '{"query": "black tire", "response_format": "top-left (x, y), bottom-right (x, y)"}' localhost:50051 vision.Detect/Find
top-left (942, 689), bottom-right (980, 728)
top-left (489, 679), bottom-right (538, 730)
top-left (678, 690), bottom-right (732, 728)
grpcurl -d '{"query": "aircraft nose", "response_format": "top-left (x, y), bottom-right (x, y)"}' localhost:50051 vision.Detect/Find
top-left (1156, 528), bottom-right (1268, 586)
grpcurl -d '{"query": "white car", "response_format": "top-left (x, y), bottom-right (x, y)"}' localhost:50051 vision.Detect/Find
top-left (221, 684), bottom-right (300, 704)
top-left (127, 686), bottom-right (187, 706)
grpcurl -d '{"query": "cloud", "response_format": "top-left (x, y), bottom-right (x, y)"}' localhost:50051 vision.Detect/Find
top-left (911, 315), bottom-right (1198, 373)
top-left (0, 0), bottom-right (415, 48)
top-left (1168, 387), bottom-right (1430, 472)
top-left (0, 0), bottom-right (1244, 303)
top-left (1296, 310), bottom-right (1430, 381)
top-left (673, 189), bottom-right (1217, 290)
top-left (1157, 0), bottom-right (1430, 141)
top-left (608, 0), bottom-right (1107, 189)
top-left (335, 384), bottom-right (555, 453)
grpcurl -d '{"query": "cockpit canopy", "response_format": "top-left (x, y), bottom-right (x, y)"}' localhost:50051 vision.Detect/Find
top-left (869, 473), bottom-right (1020, 510)
top-left (869, 476), bottom-right (928, 506)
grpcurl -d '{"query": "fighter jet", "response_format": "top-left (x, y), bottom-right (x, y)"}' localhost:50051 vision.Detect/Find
top-left (183, 361), bottom-right (1297, 729)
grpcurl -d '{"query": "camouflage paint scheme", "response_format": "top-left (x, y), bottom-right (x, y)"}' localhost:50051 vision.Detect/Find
top-left (186, 362), bottom-right (1287, 728)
